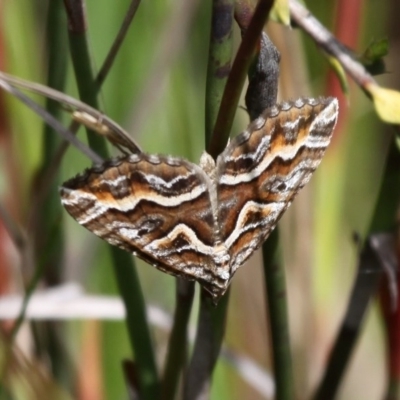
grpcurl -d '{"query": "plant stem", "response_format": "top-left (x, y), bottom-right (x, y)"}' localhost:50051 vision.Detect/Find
top-left (262, 230), bottom-right (294, 400)
top-left (161, 280), bottom-right (195, 400)
top-left (66, 2), bottom-right (160, 397)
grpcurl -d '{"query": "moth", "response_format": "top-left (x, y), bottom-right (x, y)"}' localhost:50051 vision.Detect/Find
top-left (60, 97), bottom-right (338, 301)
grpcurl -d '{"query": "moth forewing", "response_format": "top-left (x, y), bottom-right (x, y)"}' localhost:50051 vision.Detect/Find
top-left (60, 97), bottom-right (338, 302)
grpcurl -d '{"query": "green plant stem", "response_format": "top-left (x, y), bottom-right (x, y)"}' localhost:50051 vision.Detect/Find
top-left (205, 0), bottom-right (234, 147)
top-left (9, 0), bottom-right (68, 342)
top-left (184, 2), bottom-right (275, 397)
top-left (161, 280), bottom-right (195, 400)
top-left (9, 0), bottom-right (71, 387)
top-left (262, 229), bottom-right (294, 400)
top-left (207, 0), bottom-right (274, 158)
top-left (368, 142), bottom-right (400, 233)
top-left (110, 248), bottom-right (160, 399)
top-left (39, 0), bottom-right (67, 287)
top-left (35, 0), bottom-right (68, 376)
top-left (66, 8), bottom-right (160, 398)
top-left (67, 32), bottom-right (108, 154)
top-left (313, 240), bottom-right (383, 400)
top-left (314, 141), bottom-right (400, 400)
top-left (182, 1), bottom-right (234, 398)
top-left (183, 290), bottom-right (230, 400)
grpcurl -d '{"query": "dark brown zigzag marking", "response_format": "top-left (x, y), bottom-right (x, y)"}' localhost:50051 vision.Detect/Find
top-left (221, 104), bottom-right (320, 174)
top-left (217, 144), bottom-right (326, 241)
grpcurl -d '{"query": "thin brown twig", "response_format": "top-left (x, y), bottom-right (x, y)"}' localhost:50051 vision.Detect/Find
top-left (63, 0), bottom-right (87, 33)
top-left (289, 0), bottom-right (377, 90)
top-left (96, 0), bottom-right (142, 87)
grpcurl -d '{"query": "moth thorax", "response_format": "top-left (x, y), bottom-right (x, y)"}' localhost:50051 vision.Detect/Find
top-left (199, 151), bottom-right (217, 181)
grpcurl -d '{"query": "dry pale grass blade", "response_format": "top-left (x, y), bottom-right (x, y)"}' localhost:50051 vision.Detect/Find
top-left (0, 71), bottom-right (142, 155)
top-left (0, 283), bottom-right (274, 398)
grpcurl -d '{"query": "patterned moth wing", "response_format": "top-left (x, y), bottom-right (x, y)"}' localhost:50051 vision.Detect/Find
top-left (215, 97), bottom-right (338, 287)
top-left (60, 97), bottom-right (338, 302)
top-left (60, 154), bottom-right (228, 295)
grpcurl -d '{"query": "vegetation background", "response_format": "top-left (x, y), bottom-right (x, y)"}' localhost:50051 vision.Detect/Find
top-left (0, 0), bottom-right (399, 399)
